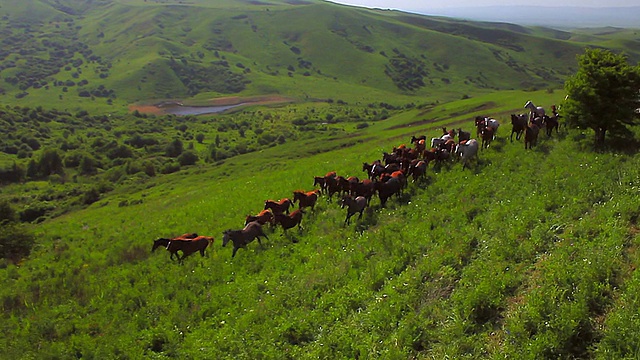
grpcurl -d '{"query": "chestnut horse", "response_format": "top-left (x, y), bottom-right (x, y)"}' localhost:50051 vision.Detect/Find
top-left (245, 209), bottom-right (274, 226)
top-left (293, 190), bottom-right (320, 210)
top-left (264, 198), bottom-right (294, 214)
top-left (273, 209), bottom-right (305, 235)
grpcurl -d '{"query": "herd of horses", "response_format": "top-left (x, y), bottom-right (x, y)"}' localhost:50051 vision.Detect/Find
top-left (151, 101), bottom-right (561, 262)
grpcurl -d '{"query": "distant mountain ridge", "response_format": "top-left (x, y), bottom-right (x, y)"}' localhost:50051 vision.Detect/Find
top-left (414, 6), bottom-right (640, 29)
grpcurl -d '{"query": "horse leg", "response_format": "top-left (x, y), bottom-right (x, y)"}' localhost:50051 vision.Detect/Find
top-left (232, 247), bottom-right (238, 258)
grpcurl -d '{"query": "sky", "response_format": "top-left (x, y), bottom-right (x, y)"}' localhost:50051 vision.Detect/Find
top-left (325, 0), bottom-right (638, 9)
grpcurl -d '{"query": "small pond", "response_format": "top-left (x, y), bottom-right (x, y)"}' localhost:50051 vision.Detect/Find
top-left (163, 103), bottom-right (246, 116)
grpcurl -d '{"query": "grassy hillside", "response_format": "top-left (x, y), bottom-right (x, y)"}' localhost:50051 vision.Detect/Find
top-left (0, 0), bottom-right (638, 114)
top-left (3, 89), bottom-right (640, 358)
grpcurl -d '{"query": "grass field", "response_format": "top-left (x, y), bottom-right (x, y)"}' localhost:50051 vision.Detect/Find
top-left (3, 88), bottom-right (640, 358)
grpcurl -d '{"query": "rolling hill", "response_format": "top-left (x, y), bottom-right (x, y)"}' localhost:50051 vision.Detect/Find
top-left (0, 0), bottom-right (638, 113)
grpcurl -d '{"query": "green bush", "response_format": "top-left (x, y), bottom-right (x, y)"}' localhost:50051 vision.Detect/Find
top-left (0, 222), bottom-right (35, 261)
top-left (177, 150), bottom-right (199, 166)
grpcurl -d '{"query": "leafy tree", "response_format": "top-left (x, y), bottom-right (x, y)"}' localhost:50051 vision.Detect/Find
top-left (37, 149), bottom-right (65, 178)
top-left (563, 48), bottom-right (640, 147)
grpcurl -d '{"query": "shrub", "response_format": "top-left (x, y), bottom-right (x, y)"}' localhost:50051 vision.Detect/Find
top-left (165, 139), bottom-right (184, 157)
top-left (160, 162), bottom-right (181, 174)
top-left (177, 151), bottom-right (199, 166)
top-left (0, 200), bottom-right (17, 223)
top-left (0, 222), bottom-right (36, 261)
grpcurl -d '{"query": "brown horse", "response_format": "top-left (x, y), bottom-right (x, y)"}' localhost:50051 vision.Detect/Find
top-left (293, 190), bottom-right (320, 210)
top-left (264, 198), bottom-right (294, 214)
top-left (166, 236), bottom-right (214, 264)
top-left (152, 232), bottom-right (199, 256)
top-left (222, 221), bottom-right (269, 258)
top-left (273, 209), bottom-right (305, 235)
top-left (481, 126), bottom-right (494, 149)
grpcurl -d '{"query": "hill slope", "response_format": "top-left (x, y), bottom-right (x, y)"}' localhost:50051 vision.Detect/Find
top-left (2, 92), bottom-right (640, 358)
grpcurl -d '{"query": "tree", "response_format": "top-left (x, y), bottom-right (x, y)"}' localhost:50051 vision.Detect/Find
top-left (563, 48), bottom-right (640, 147)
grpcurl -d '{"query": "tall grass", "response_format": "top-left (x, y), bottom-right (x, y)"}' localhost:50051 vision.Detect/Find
top-left (2, 93), bottom-right (640, 358)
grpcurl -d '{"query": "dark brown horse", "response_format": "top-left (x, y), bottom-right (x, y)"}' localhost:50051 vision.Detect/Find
top-left (152, 232), bottom-right (199, 256)
top-left (340, 195), bottom-right (367, 225)
top-left (457, 128), bottom-right (471, 143)
top-left (222, 221), bottom-right (269, 258)
top-left (352, 178), bottom-right (375, 205)
top-left (374, 176), bottom-right (402, 207)
top-left (543, 115), bottom-right (559, 137)
top-left (524, 123), bottom-right (540, 150)
top-left (165, 236), bottom-right (213, 264)
top-left (313, 176), bottom-right (326, 194)
top-left (510, 114), bottom-right (528, 142)
top-left (407, 159), bottom-right (427, 183)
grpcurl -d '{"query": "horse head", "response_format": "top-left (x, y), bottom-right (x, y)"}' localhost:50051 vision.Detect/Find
top-left (152, 238), bottom-right (170, 252)
top-left (222, 230), bottom-right (231, 247)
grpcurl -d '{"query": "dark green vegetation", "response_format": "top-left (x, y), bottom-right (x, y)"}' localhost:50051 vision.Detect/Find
top-left (564, 48), bottom-right (640, 147)
top-left (2, 0), bottom-right (640, 359)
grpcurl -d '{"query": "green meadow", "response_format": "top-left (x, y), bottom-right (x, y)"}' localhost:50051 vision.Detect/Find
top-left (1, 0), bottom-right (640, 359)
top-left (3, 89), bottom-right (640, 358)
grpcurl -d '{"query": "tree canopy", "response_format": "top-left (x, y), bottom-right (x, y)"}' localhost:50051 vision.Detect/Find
top-left (563, 48), bottom-right (640, 147)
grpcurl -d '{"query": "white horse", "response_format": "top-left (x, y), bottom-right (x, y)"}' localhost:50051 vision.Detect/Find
top-left (455, 139), bottom-right (479, 170)
top-left (524, 100), bottom-right (545, 120)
